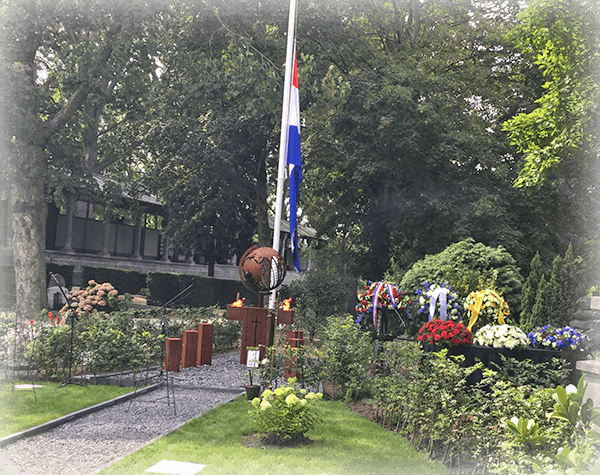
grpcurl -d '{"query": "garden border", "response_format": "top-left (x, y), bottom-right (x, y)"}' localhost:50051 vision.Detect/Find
top-left (0, 382), bottom-right (161, 447)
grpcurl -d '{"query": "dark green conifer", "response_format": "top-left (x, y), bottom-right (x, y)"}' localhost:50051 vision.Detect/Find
top-left (520, 252), bottom-right (542, 331)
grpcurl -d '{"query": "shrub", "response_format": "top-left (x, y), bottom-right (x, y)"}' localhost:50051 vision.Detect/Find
top-left (0, 313), bottom-right (19, 375)
top-left (289, 267), bottom-right (353, 342)
top-left (249, 378), bottom-right (322, 441)
top-left (399, 238), bottom-right (523, 331)
top-left (319, 314), bottom-right (373, 401)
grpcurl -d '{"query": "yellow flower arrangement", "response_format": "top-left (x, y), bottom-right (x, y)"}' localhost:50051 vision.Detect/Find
top-left (464, 289), bottom-right (510, 331)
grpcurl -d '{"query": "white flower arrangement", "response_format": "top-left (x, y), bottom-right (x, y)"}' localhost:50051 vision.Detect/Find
top-left (474, 324), bottom-right (529, 349)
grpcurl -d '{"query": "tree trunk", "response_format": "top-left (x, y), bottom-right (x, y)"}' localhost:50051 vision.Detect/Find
top-left (7, 142), bottom-right (47, 318)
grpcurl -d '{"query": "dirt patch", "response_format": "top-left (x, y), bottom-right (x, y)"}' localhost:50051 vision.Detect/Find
top-left (344, 400), bottom-right (378, 422)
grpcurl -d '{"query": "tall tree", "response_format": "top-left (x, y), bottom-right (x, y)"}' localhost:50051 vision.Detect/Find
top-left (300, 0), bottom-right (531, 279)
top-left (0, 0), bottom-right (170, 317)
top-left (504, 0), bottom-right (600, 191)
top-left (141, 1), bottom-right (300, 270)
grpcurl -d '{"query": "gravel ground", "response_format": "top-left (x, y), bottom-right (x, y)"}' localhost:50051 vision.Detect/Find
top-left (0, 352), bottom-right (248, 475)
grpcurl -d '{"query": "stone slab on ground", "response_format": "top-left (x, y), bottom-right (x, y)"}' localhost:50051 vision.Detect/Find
top-left (145, 460), bottom-right (206, 474)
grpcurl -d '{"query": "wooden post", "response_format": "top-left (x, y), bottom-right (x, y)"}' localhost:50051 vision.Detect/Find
top-left (197, 323), bottom-right (214, 365)
top-left (164, 337), bottom-right (182, 372)
top-left (182, 330), bottom-right (198, 368)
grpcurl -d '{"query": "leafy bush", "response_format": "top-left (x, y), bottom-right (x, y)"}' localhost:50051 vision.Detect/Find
top-left (24, 306), bottom-right (241, 380)
top-left (399, 238), bottom-right (523, 332)
top-left (0, 313), bottom-right (19, 376)
top-left (319, 314), bottom-right (373, 401)
top-left (249, 378), bottom-right (322, 441)
top-left (289, 267), bottom-right (354, 342)
top-left (372, 341), bottom-right (572, 473)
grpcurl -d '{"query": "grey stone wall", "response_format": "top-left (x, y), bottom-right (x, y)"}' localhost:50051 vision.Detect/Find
top-left (571, 296), bottom-right (600, 353)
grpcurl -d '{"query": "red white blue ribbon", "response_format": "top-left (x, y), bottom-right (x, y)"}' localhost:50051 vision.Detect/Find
top-left (372, 282), bottom-right (398, 326)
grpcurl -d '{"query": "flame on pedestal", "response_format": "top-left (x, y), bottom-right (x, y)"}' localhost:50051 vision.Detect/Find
top-left (231, 298), bottom-right (244, 307)
top-left (282, 298), bottom-right (292, 311)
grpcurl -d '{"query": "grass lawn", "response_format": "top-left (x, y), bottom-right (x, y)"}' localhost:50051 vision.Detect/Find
top-left (0, 380), bottom-right (137, 438)
top-left (98, 396), bottom-right (449, 475)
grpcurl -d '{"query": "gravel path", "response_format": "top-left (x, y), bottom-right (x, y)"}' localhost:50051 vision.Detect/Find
top-left (0, 352), bottom-right (248, 475)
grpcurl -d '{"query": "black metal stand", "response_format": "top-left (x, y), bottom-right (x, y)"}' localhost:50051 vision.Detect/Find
top-left (48, 272), bottom-right (86, 388)
top-left (60, 311), bottom-right (85, 387)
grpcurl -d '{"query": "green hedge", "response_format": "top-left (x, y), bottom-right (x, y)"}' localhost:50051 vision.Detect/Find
top-left (64, 265), bottom-right (289, 308)
top-left (81, 266), bottom-right (147, 295)
top-left (146, 272), bottom-right (256, 308)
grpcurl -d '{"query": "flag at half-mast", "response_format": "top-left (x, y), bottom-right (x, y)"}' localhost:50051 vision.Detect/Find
top-left (287, 47), bottom-right (302, 273)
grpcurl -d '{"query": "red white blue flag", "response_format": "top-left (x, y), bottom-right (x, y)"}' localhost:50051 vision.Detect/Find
top-left (287, 48), bottom-right (302, 273)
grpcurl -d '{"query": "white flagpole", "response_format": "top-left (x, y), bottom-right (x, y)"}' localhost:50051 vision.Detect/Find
top-left (269, 0), bottom-right (297, 310)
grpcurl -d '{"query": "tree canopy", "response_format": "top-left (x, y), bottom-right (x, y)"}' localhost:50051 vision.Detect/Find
top-left (503, 0), bottom-right (600, 191)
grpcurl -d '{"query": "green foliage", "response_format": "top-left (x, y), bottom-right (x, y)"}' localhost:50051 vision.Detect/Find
top-left (249, 378), bottom-right (323, 440)
top-left (504, 0), bottom-right (600, 191)
top-left (399, 239), bottom-right (523, 330)
top-left (23, 306), bottom-right (241, 379)
top-left (491, 354), bottom-right (570, 388)
top-left (288, 265), bottom-right (354, 342)
top-left (519, 252), bottom-right (542, 331)
top-left (81, 267), bottom-right (146, 296)
top-left (529, 273), bottom-right (550, 331)
top-left (520, 244), bottom-right (584, 332)
top-left (319, 314), bottom-right (373, 401)
top-left (146, 272), bottom-right (253, 308)
top-left (373, 341), bottom-right (577, 473)
top-left (496, 376), bottom-right (600, 475)
top-left (0, 312), bottom-right (15, 366)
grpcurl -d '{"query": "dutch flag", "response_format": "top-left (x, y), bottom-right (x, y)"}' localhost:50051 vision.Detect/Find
top-left (287, 48), bottom-right (302, 273)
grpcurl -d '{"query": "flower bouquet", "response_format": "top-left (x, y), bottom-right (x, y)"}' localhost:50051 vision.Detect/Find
top-left (464, 289), bottom-right (509, 331)
top-left (414, 282), bottom-right (462, 320)
top-left (527, 325), bottom-right (590, 352)
top-left (355, 281), bottom-right (406, 325)
top-left (417, 319), bottom-right (473, 347)
top-left (356, 281), bottom-right (405, 314)
top-left (474, 324), bottom-right (529, 349)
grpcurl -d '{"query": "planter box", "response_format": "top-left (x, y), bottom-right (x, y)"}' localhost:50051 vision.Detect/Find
top-left (423, 344), bottom-right (583, 385)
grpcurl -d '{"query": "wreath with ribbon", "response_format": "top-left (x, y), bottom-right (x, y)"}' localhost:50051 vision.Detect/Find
top-left (464, 289), bottom-right (509, 331)
top-left (355, 281), bottom-right (408, 331)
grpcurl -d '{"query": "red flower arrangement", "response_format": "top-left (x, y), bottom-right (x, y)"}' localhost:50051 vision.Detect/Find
top-left (417, 319), bottom-right (473, 347)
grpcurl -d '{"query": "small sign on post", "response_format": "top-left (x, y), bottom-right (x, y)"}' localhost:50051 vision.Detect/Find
top-left (247, 348), bottom-right (260, 368)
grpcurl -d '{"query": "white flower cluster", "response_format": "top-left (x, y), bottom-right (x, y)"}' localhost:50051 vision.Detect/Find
top-left (474, 324), bottom-right (529, 349)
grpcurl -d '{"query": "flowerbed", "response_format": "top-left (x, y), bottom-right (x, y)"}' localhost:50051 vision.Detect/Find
top-left (372, 341), bottom-right (577, 475)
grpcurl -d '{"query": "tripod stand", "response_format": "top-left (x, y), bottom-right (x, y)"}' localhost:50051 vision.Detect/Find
top-left (60, 309), bottom-right (85, 387)
top-left (48, 272), bottom-right (85, 388)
